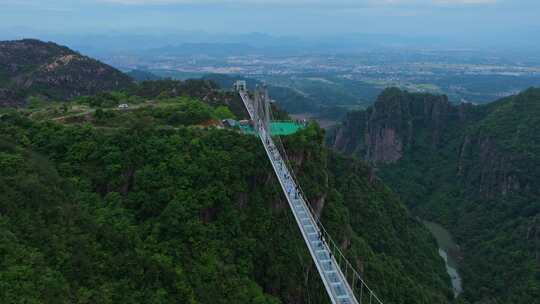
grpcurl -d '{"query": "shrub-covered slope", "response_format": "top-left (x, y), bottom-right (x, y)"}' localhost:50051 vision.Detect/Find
top-left (0, 39), bottom-right (133, 106)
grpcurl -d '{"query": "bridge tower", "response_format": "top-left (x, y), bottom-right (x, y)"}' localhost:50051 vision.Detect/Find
top-left (233, 80), bottom-right (247, 92)
top-left (263, 85), bottom-right (271, 132)
top-left (253, 85), bottom-right (271, 133)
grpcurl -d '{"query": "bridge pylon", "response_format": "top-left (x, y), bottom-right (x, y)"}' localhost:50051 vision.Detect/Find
top-left (252, 84), bottom-right (272, 133)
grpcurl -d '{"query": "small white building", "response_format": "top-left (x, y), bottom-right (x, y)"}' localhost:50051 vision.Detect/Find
top-left (222, 119), bottom-right (238, 128)
top-left (118, 103), bottom-right (129, 110)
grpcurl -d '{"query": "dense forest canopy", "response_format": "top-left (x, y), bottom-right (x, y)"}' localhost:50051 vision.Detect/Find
top-left (0, 81), bottom-right (452, 303)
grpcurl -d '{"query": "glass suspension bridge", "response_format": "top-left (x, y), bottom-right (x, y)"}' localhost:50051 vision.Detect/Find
top-left (237, 82), bottom-right (384, 304)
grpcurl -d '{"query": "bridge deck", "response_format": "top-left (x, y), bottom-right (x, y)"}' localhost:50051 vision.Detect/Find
top-left (240, 91), bottom-right (358, 304)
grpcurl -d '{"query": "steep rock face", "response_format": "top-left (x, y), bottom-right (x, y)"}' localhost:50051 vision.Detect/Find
top-left (331, 87), bottom-right (530, 198)
top-left (0, 39), bottom-right (133, 106)
top-left (458, 135), bottom-right (527, 199)
top-left (457, 88), bottom-right (540, 200)
top-left (365, 125), bottom-right (403, 163)
top-left (332, 87), bottom-right (462, 163)
top-left (332, 110), bottom-right (367, 157)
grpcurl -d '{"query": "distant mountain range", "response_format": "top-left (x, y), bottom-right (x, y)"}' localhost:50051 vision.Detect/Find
top-left (0, 39), bottom-right (133, 106)
top-left (126, 69), bottom-right (161, 82)
top-left (4, 31), bottom-right (540, 58)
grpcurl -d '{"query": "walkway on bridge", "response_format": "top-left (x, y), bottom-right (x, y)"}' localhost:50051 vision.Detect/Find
top-left (239, 90), bottom-right (383, 304)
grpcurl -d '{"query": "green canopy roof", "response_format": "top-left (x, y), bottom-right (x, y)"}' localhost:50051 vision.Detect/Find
top-left (239, 121), bottom-right (306, 136)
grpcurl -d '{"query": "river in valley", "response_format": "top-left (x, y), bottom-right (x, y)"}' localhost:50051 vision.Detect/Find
top-left (423, 220), bottom-right (463, 297)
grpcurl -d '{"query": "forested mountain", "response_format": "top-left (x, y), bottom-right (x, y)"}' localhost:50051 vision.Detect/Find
top-left (329, 87), bottom-right (540, 303)
top-left (126, 69), bottom-right (162, 82)
top-left (0, 39), bottom-right (133, 107)
top-left (0, 80), bottom-right (452, 303)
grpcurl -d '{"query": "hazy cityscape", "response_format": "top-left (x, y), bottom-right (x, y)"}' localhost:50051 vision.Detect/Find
top-left (96, 43), bottom-right (540, 104)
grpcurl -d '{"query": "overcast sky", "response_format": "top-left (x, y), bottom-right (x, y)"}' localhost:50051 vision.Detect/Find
top-left (0, 0), bottom-right (538, 40)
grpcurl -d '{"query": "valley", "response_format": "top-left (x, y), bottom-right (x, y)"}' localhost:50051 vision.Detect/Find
top-left (423, 220), bottom-right (463, 298)
top-left (330, 87), bottom-right (540, 303)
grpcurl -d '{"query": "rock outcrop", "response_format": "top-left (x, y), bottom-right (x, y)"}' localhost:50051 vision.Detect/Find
top-left (0, 39), bottom-right (133, 106)
top-left (458, 135), bottom-right (527, 199)
top-left (331, 87), bottom-right (540, 199)
top-left (332, 87), bottom-right (462, 163)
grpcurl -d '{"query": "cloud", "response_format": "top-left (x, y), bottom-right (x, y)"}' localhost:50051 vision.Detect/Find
top-left (0, 0), bottom-right (500, 9)
top-left (96, 0), bottom-right (499, 6)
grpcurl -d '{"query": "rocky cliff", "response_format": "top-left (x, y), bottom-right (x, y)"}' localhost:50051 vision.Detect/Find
top-left (330, 87), bottom-right (540, 303)
top-left (332, 87), bottom-right (475, 163)
top-left (0, 39), bottom-right (133, 106)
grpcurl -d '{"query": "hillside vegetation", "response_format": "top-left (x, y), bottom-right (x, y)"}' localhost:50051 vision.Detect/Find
top-left (0, 39), bottom-right (133, 106)
top-left (330, 87), bottom-right (540, 303)
top-left (0, 83), bottom-right (452, 303)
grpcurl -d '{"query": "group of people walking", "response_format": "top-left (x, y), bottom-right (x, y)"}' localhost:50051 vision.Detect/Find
top-left (261, 127), bottom-right (332, 261)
